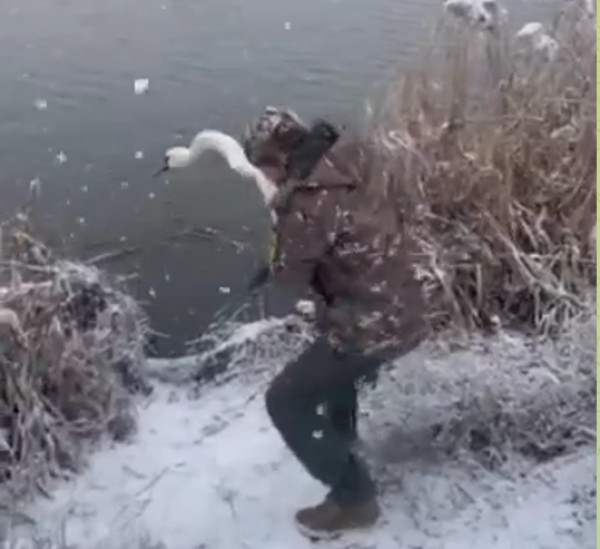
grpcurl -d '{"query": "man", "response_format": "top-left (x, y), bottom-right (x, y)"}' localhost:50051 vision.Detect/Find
top-left (243, 107), bottom-right (427, 538)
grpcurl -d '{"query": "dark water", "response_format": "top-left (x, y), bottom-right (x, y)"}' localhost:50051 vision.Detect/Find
top-left (0, 0), bottom-right (550, 354)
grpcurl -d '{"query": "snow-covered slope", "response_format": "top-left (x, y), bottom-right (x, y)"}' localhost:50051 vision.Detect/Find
top-left (6, 315), bottom-right (596, 549)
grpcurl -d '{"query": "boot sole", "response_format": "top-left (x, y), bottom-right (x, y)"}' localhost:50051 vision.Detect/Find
top-left (295, 520), bottom-right (344, 542)
top-left (294, 518), bottom-right (379, 542)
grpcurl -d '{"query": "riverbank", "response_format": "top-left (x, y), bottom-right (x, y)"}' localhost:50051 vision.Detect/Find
top-left (0, 0), bottom-right (595, 547)
top-left (5, 311), bottom-right (596, 549)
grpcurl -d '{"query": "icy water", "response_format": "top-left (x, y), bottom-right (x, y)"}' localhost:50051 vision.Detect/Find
top-left (0, 0), bottom-right (549, 354)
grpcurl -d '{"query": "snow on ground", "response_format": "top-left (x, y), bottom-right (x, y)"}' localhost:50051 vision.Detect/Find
top-left (5, 315), bottom-right (597, 549)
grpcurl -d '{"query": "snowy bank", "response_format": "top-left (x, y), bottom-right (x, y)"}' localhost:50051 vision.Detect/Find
top-left (4, 311), bottom-right (596, 549)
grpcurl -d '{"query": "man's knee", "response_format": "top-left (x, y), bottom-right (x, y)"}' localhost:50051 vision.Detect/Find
top-left (265, 370), bottom-right (316, 430)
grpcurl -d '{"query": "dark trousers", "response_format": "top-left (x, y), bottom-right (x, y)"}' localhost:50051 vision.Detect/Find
top-left (265, 337), bottom-right (381, 506)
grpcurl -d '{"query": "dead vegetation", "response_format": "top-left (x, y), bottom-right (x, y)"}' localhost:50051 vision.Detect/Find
top-left (368, 0), bottom-right (596, 335)
top-left (0, 210), bottom-right (151, 500)
top-left (0, 0), bottom-right (594, 515)
top-left (366, 308), bottom-right (596, 477)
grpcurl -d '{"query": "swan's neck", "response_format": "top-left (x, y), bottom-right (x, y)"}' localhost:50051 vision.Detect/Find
top-left (187, 133), bottom-right (217, 164)
top-left (189, 130), bottom-right (279, 208)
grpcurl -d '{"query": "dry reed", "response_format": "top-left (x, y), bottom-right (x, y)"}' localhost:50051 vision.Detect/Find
top-left (0, 212), bottom-right (150, 500)
top-left (368, 0), bottom-right (595, 335)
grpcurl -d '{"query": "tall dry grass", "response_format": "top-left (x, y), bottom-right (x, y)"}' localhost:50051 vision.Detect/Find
top-left (0, 218), bottom-right (151, 501)
top-left (368, 1), bottom-right (595, 335)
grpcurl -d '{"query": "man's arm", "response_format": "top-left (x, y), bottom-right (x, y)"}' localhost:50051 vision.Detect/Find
top-left (250, 121), bottom-right (341, 292)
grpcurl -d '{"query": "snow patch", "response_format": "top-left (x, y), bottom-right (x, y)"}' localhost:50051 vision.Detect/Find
top-left (515, 22), bottom-right (558, 61)
top-left (6, 316), bottom-right (595, 549)
top-left (444, 0), bottom-right (507, 31)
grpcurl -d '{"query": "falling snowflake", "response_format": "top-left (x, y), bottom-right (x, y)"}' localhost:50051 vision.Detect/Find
top-left (218, 286), bottom-right (231, 295)
top-left (29, 178), bottom-right (41, 194)
top-left (81, 185), bottom-right (88, 193)
top-left (148, 287), bottom-right (157, 298)
top-left (120, 181), bottom-right (129, 189)
top-left (34, 99), bottom-right (48, 111)
top-left (135, 150), bottom-right (144, 160)
top-left (148, 192), bottom-right (156, 200)
top-left (56, 151), bottom-right (67, 164)
top-left (134, 78), bottom-right (150, 95)
top-left (284, 21), bottom-right (291, 30)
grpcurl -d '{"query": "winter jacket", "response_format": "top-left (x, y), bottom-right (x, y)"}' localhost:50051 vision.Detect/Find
top-left (270, 136), bottom-right (427, 360)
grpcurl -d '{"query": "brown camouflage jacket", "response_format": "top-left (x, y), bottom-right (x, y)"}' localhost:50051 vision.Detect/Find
top-left (270, 137), bottom-right (427, 360)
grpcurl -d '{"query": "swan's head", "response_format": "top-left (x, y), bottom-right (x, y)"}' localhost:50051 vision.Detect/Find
top-left (153, 146), bottom-right (192, 176)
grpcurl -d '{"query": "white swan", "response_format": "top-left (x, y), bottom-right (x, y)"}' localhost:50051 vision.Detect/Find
top-left (155, 130), bottom-right (279, 212)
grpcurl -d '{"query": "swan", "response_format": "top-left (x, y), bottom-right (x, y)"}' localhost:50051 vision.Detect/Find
top-left (154, 129), bottom-right (279, 213)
